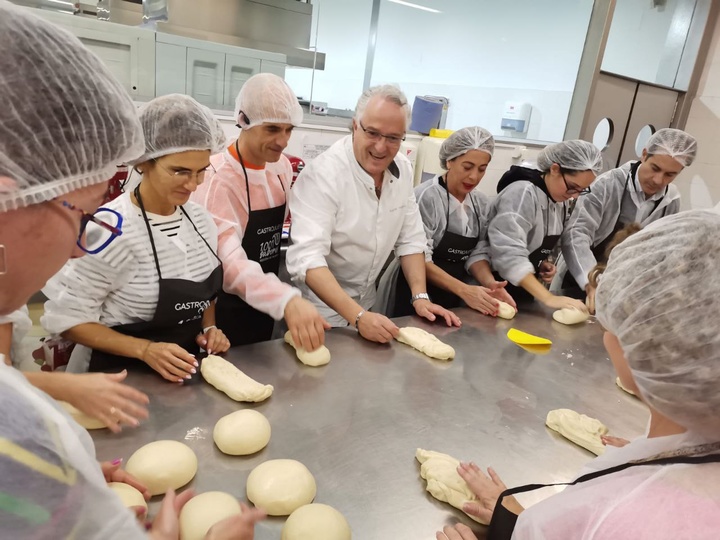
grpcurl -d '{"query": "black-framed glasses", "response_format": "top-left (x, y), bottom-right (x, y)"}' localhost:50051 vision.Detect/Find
top-left (358, 121), bottom-right (406, 146)
top-left (154, 159), bottom-right (215, 183)
top-left (61, 201), bottom-right (124, 254)
top-left (561, 169), bottom-right (591, 196)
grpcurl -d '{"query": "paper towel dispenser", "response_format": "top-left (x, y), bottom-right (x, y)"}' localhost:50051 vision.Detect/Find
top-left (501, 102), bottom-right (531, 133)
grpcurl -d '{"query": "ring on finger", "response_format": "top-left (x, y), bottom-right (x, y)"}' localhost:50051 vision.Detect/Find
top-left (109, 406), bottom-right (118, 415)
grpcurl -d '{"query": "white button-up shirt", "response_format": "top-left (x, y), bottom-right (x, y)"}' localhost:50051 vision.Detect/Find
top-left (286, 135), bottom-right (426, 326)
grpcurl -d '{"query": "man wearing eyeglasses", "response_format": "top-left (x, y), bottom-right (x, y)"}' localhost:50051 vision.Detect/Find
top-left (286, 85), bottom-right (461, 343)
top-left (557, 128), bottom-right (697, 311)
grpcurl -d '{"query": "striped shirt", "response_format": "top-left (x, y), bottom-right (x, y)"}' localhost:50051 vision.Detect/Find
top-left (42, 192), bottom-right (220, 334)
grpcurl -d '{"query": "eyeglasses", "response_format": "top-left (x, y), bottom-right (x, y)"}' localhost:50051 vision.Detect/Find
top-left (561, 169), bottom-right (591, 196)
top-left (61, 201), bottom-right (124, 255)
top-left (358, 121), bottom-right (406, 146)
top-left (154, 160), bottom-right (215, 183)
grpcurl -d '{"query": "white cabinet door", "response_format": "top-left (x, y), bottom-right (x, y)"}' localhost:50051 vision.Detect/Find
top-left (156, 43), bottom-right (187, 97)
top-left (187, 48), bottom-right (226, 109)
top-left (224, 55), bottom-right (261, 108)
top-left (260, 60), bottom-right (286, 79)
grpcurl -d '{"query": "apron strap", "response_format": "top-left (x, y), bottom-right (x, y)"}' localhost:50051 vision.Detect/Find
top-left (134, 185), bottom-right (164, 280)
top-left (178, 206), bottom-right (222, 265)
top-left (440, 175), bottom-right (482, 236)
top-left (234, 139), bottom-right (286, 216)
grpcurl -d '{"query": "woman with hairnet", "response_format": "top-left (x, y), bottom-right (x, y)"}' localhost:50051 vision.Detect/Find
top-left (0, 3), bottom-right (264, 538)
top-left (378, 127), bottom-right (516, 317)
top-left (43, 94), bottom-right (231, 383)
top-left (486, 140), bottom-right (602, 311)
top-left (438, 210), bottom-right (720, 540)
top-left (557, 128), bottom-right (697, 310)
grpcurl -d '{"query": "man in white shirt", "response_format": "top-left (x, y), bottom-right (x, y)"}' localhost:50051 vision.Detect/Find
top-left (287, 85), bottom-right (461, 343)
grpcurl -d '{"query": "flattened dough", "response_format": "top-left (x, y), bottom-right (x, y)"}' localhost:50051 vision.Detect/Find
top-left (179, 491), bottom-right (241, 540)
top-left (108, 482), bottom-right (147, 511)
top-left (546, 409), bottom-right (608, 455)
top-left (396, 327), bottom-right (455, 361)
top-left (201, 355), bottom-right (273, 402)
top-left (616, 376), bottom-right (636, 396)
top-left (213, 409), bottom-right (271, 455)
top-left (552, 308), bottom-right (589, 325)
top-left (496, 301), bottom-right (516, 320)
top-left (125, 440), bottom-right (198, 496)
top-left (60, 401), bottom-right (105, 430)
top-left (246, 459), bottom-right (316, 516)
top-left (282, 503), bottom-right (351, 540)
top-left (284, 331), bottom-right (331, 367)
top-left (415, 448), bottom-right (486, 525)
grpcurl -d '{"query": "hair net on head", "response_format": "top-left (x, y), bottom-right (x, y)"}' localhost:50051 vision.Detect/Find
top-left (439, 126), bottom-right (495, 169)
top-left (596, 210), bottom-right (720, 438)
top-left (130, 94), bottom-right (226, 165)
top-left (234, 73), bottom-right (303, 130)
top-left (0, 1), bottom-right (144, 213)
top-left (645, 128), bottom-right (697, 167)
top-left (536, 140), bottom-right (603, 175)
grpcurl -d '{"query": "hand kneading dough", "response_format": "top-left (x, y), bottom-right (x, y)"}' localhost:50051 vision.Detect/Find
top-left (496, 301), bottom-right (516, 320)
top-left (108, 482), bottom-right (147, 511)
top-left (552, 308), bottom-right (589, 325)
top-left (616, 376), bottom-right (636, 396)
top-left (246, 459), bottom-right (316, 516)
top-left (282, 503), bottom-right (351, 540)
top-left (396, 327), bottom-right (455, 360)
top-left (201, 355), bottom-right (273, 402)
top-left (179, 491), bottom-right (241, 540)
top-left (213, 409), bottom-right (271, 455)
top-left (60, 401), bottom-right (106, 430)
top-left (546, 409), bottom-right (608, 455)
top-left (284, 331), bottom-right (331, 367)
top-left (125, 440), bottom-right (198, 496)
top-left (415, 448), bottom-right (486, 525)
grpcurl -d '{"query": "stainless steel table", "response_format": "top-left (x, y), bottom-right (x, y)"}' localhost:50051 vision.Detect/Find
top-left (92, 306), bottom-right (648, 539)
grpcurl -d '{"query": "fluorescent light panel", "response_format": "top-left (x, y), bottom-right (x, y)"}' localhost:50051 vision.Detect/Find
top-left (387, 0), bottom-right (442, 14)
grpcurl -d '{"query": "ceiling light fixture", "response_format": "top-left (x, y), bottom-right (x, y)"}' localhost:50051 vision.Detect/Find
top-left (388, 0), bottom-right (442, 14)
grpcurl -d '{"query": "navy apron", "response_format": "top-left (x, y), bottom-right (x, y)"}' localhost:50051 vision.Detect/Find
top-left (392, 177), bottom-right (481, 317)
top-left (214, 141), bottom-right (286, 346)
top-left (89, 186), bottom-right (223, 373)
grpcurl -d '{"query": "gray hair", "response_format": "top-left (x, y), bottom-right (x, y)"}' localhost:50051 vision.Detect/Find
top-left (354, 85), bottom-right (412, 131)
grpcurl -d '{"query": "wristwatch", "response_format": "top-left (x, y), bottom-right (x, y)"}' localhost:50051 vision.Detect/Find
top-left (410, 292), bottom-right (430, 305)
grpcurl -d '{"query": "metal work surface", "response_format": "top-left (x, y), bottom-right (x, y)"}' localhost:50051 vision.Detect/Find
top-left (92, 306), bottom-right (648, 539)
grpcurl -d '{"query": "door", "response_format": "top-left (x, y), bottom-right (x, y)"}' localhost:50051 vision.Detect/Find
top-left (224, 55), bottom-right (261, 108)
top-left (187, 48), bottom-right (225, 109)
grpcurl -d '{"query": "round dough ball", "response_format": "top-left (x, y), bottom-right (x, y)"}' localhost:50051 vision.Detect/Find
top-left (179, 491), bottom-right (241, 540)
top-left (108, 482), bottom-right (147, 511)
top-left (496, 301), bottom-right (516, 320)
top-left (282, 503), bottom-right (351, 540)
top-left (125, 440), bottom-right (197, 496)
top-left (60, 401), bottom-right (106, 430)
top-left (552, 308), bottom-right (589, 325)
top-left (246, 459), bottom-right (316, 516)
top-left (213, 409), bottom-right (271, 456)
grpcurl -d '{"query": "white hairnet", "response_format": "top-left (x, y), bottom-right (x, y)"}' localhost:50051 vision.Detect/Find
top-left (645, 128), bottom-right (697, 167)
top-left (596, 210), bottom-right (720, 438)
top-left (130, 94), bottom-right (226, 165)
top-left (439, 126), bottom-right (495, 169)
top-left (234, 73), bottom-right (303, 130)
top-left (536, 140), bottom-right (603, 175)
top-left (0, 1), bottom-right (144, 213)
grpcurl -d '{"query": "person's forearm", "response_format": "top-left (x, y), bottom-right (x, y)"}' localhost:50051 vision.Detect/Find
top-left (426, 262), bottom-right (467, 297)
top-left (519, 273), bottom-right (553, 302)
top-left (305, 267), bottom-right (363, 324)
top-left (0, 323), bottom-right (12, 365)
top-left (202, 303), bottom-right (216, 329)
top-left (502, 495), bottom-right (525, 515)
top-left (63, 323), bottom-right (150, 361)
top-left (469, 260), bottom-right (495, 287)
top-left (399, 253), bottom-right (428, 297)
top-left (24, 371), bottom-right (74, 402)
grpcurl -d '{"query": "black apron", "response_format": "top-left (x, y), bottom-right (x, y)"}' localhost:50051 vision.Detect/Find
top-left (487, 448), bottom-right (720, 540)
top-left (391, 177), bottom-right (481, 317)
top-left (89, 186), bottom-right (223, 373)
top-left (214, 142), bottom-right (286, 346)
top-left (561, 161), bottom-right (668, 297)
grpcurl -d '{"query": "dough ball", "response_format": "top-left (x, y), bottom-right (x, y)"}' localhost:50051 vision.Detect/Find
top-left (246, 459), bottom-right (316, 516)
top-left (395, 327), bottom-right (455, 360)
top-left (201, 355), bottom-right (273, 402)
top-left (125, 440), bottom-right (198, 496)
top-left (496, 301), bottom-right (516, 320)
top-left (213, 409), bottom-right (271, 456)
top-left (107, 482), bottom-right (147, 511)
top-left (282, 503), bottom-right (351, 540)
top-left (60, 401), bottom-right (106, 430)
top-left (546, 408), bottom-right (608, 455)
top-left (284, 331), bottom-right (331, 367)
top-left (179, 491), bottom-right (242, 540)
top-left (552, 308), bottom-right (589, 325)
top-left (616, 376), bottom-right (636, 396)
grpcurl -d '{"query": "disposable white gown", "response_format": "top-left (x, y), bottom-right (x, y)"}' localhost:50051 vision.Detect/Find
top-left (0, 362), bottom-right (146, 539)
top-left (0, 305), bottom-right (32, 367)
top-left (557, 161), bottom-right (680, 290)
top-left (487, 181), bottom-right (567, 286)
top-left (513, 430), bottom-right (720, 539)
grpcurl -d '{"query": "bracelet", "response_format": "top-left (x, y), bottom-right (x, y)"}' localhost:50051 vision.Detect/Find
top-left (354, 310), bottom-right (366, 330)
top-left (203, 325), bottom-right (217, 334)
